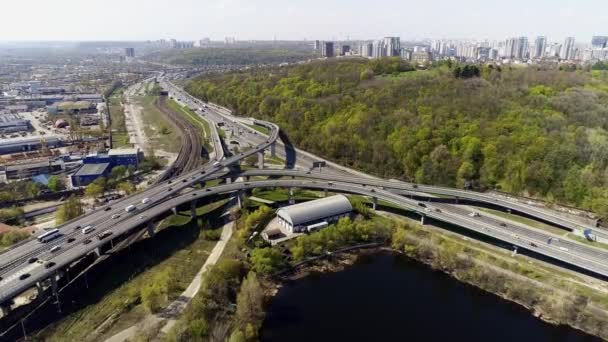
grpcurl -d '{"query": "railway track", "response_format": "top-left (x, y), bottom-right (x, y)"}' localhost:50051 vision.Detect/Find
top-left (154, 96), bottom-right (204, 182)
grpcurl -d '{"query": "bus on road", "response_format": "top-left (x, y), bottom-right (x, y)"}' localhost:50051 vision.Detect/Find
top-left (38, 229), bottom-right (60, 243)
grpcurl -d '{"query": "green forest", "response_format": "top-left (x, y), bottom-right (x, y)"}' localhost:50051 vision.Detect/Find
top-left (145, 47), bottom-right (314, 66)
top-left (185, 58), bottom-right (608, 218)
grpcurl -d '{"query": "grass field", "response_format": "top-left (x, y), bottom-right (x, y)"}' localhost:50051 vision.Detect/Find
top-left (36, 200), bottom-right (229, 342)
top-left (135, 96), bottom-right (182, 154)
top-left (109, 87), bottom-right (129, 148)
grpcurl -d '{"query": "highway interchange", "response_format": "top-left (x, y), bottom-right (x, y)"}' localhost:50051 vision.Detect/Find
top-left (1, 76), bottom-right (608, 315)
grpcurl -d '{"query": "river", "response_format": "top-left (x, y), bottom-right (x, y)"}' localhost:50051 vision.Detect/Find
top-left (261, 252), bottom-right (600, 342)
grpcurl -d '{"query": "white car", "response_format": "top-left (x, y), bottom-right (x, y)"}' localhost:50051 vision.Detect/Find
top-left (142, 198), bottom-right (151, 204)
top-left (50, 245), bottom-right (61, 253)
top-left (469, 212), bottom-right (481, 217)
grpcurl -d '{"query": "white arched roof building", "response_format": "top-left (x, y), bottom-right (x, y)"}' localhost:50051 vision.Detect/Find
top-left (276, 195), bottom-right (353, 233)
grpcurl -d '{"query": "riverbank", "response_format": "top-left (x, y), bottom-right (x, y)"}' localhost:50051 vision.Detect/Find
top-left (262, 215), bottom-right (608, 340)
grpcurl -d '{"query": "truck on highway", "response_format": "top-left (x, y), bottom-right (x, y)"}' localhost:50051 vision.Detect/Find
top-left (125, 205), bottom-right (137, 213)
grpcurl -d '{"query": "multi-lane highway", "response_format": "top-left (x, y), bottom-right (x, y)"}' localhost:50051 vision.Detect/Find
top-left (1, 75), bottom-right (607, 315)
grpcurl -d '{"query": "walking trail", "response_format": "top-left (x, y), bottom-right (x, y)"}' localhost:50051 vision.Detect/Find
top-left (105, 221), bottom-right (234, 342)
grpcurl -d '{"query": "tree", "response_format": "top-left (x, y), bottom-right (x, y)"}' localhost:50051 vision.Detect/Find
top-left (250, 248), bottom-right (284, 274)
top-left (85, 179), bottom-right (105, 199)
top-left (47, 176), bottom-right (65, 192)
top-left (55, 195), bottom-right (84, 224)
top-left (0, 230), bottom-right (30, 247)
top-left (110, 166), bottom-right (128, 180)
top-left (25, 182), bottom-right (40, 198)
top-left (117, 181), bottom-right (136, 195)
top-left (236, 272), bottom-right (265, 329)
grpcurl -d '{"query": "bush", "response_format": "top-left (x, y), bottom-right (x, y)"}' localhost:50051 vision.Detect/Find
top-left (202, 229), bottom-right (222, 241)
top-left (250, 248), bottom-right (284, 274)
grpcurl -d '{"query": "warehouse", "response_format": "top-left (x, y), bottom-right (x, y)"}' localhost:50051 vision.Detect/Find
top-left (70, 163), bottom-right (110, 187)
top-left (0, 113), bottom-right (30, 134)
top-left (0, 136), bottom-right (62, 155)
top-left (277, 195), bottom-right (353, 234)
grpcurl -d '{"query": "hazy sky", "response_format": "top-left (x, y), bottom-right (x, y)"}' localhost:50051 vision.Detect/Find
top-left (0, 0), bottom-right (606, 42)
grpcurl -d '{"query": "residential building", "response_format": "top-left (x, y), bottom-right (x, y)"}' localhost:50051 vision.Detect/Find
top-left (592, 36), bottom-right (608, 49)
top-left (562, 37), bottom-right (576, 60)
top-left (384, 37), bottom-right (401, 57)
top-left (533, 36), bottom-right (547, 58)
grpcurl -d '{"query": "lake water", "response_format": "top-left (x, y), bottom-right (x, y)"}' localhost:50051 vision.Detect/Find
top-left (261, 252), bottom-right (600, 342)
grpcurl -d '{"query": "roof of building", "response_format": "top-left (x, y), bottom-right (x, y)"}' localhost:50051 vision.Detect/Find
top-left (108, 148), bottom-right (139, 156)
top-left (74, 163), bottom-right (110, 177)
top-left (0, 135), bottom-right (61, 148)
top-left (32, 174), bottom-right (50, 185)
top-left (277, 195), bottom-right (352, 226)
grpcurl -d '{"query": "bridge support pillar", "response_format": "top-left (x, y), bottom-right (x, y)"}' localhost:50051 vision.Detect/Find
top-left (147, 221), bottom-right (156, 237)
top-left (191, 201), bottom-right (198, 219)
top-left (237, 191), bottom-right (244, 209)
top-left (94, 247), bottom-right (102, 257)
top-left (288, 188), bottom-right (295, 205)
top-left (245, 176), bottom-right (250, 181)
top-left (372, 197), bottom-right (378, 210)
top-left (1, 304), bottom-right (11, 316)
top-left (270, 143), bottom-right (276, 157)
top-left (172, 207), bottom-right (178, 215)
top-left (50, 273), bottom-right (61, 313)
top-left (36, 281), bottom-right (44, 296)
top-left (258, 151), bottom-right (265, 169)
top-left (420, 215), bottom-right (425, 225)
top-left (324, 189), bottom-right (328, 197)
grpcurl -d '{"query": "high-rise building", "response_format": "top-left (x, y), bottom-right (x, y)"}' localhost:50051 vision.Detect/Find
top-left (561, 37), bottom-right (576, 60)
top-left (359, 42), bottom-right (373, 58)
top-left (547, 43), bottom-right (562, 57)
top-left (504, 37), bottom-right (528, 60)
top-left (314, 40), bottom-right (321, 52)
top-left (340, 45), bottom-right (351, 56)
top-left (321, 42), bottom-right (334, 57)
top-left (125, 47), bottom-right (135, 58)
top-left (383, 37), bottom-right (401, 57)
top-left (372, 40), bottom-right (386, 58)
top-left (533, 36), bottom-right (547, 58)
top-left (592, 36), bottom-right (608, 49)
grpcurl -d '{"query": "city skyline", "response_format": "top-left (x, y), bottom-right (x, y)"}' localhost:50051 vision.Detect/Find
top-left (0, 0), bottom-right (607, 42)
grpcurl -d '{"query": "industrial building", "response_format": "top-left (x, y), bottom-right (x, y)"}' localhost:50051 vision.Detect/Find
top-left (0, 114), bottom-right (30, 134)
top-left (47, 101), bottom-right (97, 116)
top-left (0, 136), bottom-right (62, 155)
top-left (71, 163), bottom-right (110, 187)
top-left (276, 195), bottom-right (353, 234)
top-left (83, 148), bottom-right (142, 169)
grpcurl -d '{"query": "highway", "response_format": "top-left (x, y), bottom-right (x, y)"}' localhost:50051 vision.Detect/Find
top-left (1, 75), bottom-right (608, 315)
